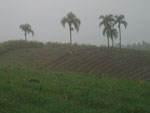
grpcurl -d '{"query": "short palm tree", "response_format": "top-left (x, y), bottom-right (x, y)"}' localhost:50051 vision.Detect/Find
top-left (99, 14), bottom-right (115, 48)
top-left (109, 27), bottom-right (118, 48)
top-left (114, 15), bottom-right (127, 50)
top-left (20, 24), bottom-right (34, 41)
top-left (61, 12), bottom-right (81, 45)
top-left (103, 24), bottom-right (118, 48)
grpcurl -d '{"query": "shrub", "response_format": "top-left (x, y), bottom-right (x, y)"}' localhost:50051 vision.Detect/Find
top-left (0, 40), bottom-right (45, 54)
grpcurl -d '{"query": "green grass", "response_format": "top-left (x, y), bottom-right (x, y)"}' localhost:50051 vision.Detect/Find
top-left (0, 67), bottom-right (150, 113)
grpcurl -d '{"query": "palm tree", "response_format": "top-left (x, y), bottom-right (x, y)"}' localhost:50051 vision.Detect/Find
top-left (99, 14), bottom-right (115, 48)
top-left (20, 24), bottom-right (34, 41)
top-left (114, 15), bottom-right (127, 50)
top-left (109, 27), bottom-right (118, 48)
top-left (102, 24), bottom-right (118, 48)
top-left (61, 12), bottom-right (81, 45)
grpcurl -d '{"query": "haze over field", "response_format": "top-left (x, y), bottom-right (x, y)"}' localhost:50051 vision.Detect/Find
top-left (0, 0), bottom-right (149, 45)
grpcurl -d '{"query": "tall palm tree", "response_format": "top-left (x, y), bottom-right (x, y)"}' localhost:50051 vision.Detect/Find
top-left (20, 24), bottom-right (34, 41)
top-left (99, 14), bottom-right (115, 48)
top-left (61, 12), bottom-right (81, 45)
top-left (114, 15), bottom-right (127, 50)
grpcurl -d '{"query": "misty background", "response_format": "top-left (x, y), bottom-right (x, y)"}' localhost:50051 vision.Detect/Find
top-left (0, 0), bottom-right (149, 46)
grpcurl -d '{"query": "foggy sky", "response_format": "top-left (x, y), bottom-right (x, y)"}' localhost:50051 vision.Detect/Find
top-left (0, 0), bottom-right (150, 45)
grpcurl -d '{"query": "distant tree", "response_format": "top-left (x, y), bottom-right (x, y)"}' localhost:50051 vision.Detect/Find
top-left (20, 24), bottom-right (34, 41)
top-left (109, 27), bottom-right (118, 48)
top-left (103, 24), bottom-right (118, 48)
top-left (114, 15), bottom-right (127, 51)
top-left (99, 14), bottom-right (115, 48)
top-left (61, 12), bottom-right (81, 45)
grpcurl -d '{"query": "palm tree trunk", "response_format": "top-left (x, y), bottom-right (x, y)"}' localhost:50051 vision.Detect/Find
top-left (107, 37), bottom-right (110, 54)
top-left (119, 27), bottom-right (122, 51)
top-left (112, 38), bottom-right (114, 48)
top-left (69, 26), bottom-right (72, 45)
top-left (69, 25), bottom-right (73, 53)
top-left (24, 32), bottom-right (27, 41)
top-left (107, 37), bottom-right (110, 48)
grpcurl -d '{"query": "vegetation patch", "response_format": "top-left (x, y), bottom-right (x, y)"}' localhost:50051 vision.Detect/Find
top-left (0, 40), bottom-right (44, 54)
top-left (0, 67), bottom-right (150, 113)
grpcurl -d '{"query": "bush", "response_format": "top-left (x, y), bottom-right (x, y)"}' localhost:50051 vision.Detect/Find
top-left (0, 40), bottom-right (45, 54)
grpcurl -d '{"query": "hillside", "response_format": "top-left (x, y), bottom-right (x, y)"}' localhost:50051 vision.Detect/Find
top-left (0, 40), bottom-right (150, 112)
top-left (0, 40), bottom-right (150, 81)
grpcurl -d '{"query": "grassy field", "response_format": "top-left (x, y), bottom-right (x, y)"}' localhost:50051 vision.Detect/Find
top-left (0, 67), bottom-right (150, 113)
top-left (0, 40), bottom-right (150, 113)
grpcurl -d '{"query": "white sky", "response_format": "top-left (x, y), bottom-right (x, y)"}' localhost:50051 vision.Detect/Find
top-left (0, 0), bottom-right (149, 45)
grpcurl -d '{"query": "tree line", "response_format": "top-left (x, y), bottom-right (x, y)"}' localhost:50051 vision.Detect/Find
top-left (20, 12), bottom-right (127, 51)
top-left (118, 41), bottom-right (150, 51)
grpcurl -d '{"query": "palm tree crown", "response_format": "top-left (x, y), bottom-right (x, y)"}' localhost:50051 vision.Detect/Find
top-left (20, 24), bottom-right (34, 41)
top-left (99, 14), bottom-right (115, 27)
top-left (61, 12), bottom-right (81, 45)
top-left (115, 15), bottom-right (127, 28)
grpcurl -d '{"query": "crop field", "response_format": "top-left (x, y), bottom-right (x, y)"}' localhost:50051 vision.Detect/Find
top-left (0, 40), bottom-right (150, 81)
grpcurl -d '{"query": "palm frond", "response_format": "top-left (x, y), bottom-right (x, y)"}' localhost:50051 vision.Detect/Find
top-left (103, 27), bottom-right (108, 36)
top-left (112, 29), bottom-right (118, 39)
top-left (61, 17), bottom-right (68, 27)
top-left (99, 22), bottom-right (104, 27)
top-left (30, 29), bottom-right (34, 36)
top-left (72, 20), bottom-right (80, 32)
top-left (99, 15), bottom-right (105, 19)
top-left (74, 18), bottom-right (81, 25)
top-left (26, 24), bottom-right (31, 29)
top-left (121, 20), bottom-right (128, 28)
top-left (119, 15), bottom-right (125, 20)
